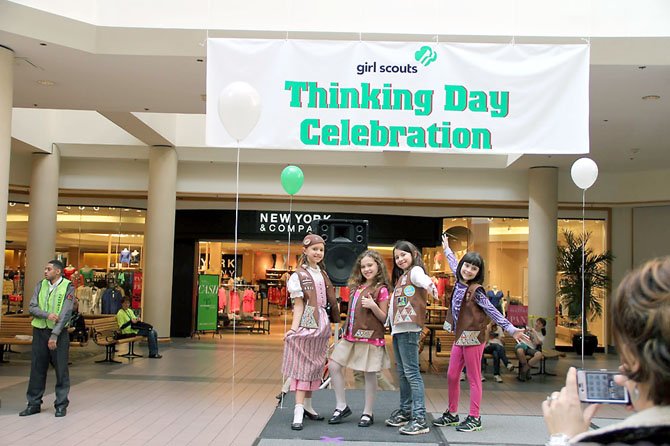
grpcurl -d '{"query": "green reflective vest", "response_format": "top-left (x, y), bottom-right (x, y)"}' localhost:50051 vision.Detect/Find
top-left (31, 278), bottom-right (71, 329)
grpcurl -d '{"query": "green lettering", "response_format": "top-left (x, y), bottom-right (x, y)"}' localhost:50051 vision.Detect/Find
top-left (444, 85), bottom-right (467, 112)
top-left (300, 119), bottom-right (320, 145)
top-left (285, 81), bottom-right (308, 107)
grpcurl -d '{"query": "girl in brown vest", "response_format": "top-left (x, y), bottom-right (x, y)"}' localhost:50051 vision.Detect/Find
top-left (433, 234), bottom-right (529, 432)
top-left (385, 240), bottom-right (438, 435)
top-left (281, 234), bottom-right (340, 431)
top-left (327, 250), bottom-right (392, 427)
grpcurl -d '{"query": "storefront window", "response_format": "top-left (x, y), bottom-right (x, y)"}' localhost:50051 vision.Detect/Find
top-left (440, 216), bottom-right (608, 347)
top-left (3, 202), bottom-right (145, 315)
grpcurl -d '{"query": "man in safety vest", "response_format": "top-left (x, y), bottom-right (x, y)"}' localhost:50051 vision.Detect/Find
top-left (19, 259), bottom-right (75, 417)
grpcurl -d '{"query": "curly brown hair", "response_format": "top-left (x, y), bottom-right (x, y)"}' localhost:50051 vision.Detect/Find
top-left (612, 256), bottom-right (670, 405)
top-left (347, 250), bottom-right (392, 292)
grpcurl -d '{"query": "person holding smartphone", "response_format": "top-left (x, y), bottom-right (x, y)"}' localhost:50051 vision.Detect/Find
top-left (542, 257), bottom-right (670, 445)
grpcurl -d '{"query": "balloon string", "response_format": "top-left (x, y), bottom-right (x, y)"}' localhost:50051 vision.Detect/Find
top-left (280, 195), bottom-right (293, 409)
top-left (232, 144), bottom-right (241, 415)
top-left (581, 187), bottom-right (586, 368)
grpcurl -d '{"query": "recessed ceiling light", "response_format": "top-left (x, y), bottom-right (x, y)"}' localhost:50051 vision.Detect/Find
top-left (630, 148), bottom-right (640, 154)
top-left (24, 204), bottom-right (30, 207)
top-left (642, 95), bottom-right (660, 100)
top-left (39, 42), bottom-right (47, 46)
top-left (144, 108), bottom-right (150, 111)
top-left (9, 202), bottom-right (15, 207)
top-left (36, 80), bottom-right (55, 86)
top-left (196, 58), bottom-right (204, 62)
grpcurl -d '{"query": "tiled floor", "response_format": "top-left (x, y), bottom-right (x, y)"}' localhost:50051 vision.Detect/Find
top-left (0, 323), bottom-right (627, 445)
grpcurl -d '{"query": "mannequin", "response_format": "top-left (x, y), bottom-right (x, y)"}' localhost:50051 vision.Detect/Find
top-left (119, 248), bottom-right (131, 265)
top-left (487, 285), bottom-right (505, 314)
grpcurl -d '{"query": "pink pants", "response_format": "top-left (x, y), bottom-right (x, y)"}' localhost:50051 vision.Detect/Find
top-left (447, 343), bottom-right (486, 417)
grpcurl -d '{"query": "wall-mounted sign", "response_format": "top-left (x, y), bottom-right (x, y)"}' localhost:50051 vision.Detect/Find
top-left (207, 40), bottom-right (589, 155)
top-left (221, 254), bottom-right (243, 277)
top-left (257, 212), bottom-right (331, 235)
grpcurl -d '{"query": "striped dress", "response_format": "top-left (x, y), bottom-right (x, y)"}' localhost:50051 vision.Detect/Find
top-left (281, 267), bottom-right (331, 391)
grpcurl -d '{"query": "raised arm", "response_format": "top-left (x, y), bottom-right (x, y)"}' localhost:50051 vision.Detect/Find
top-left (441, 234), bottom-right (459, 275)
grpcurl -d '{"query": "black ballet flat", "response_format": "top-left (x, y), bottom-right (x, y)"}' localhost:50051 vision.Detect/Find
top-left (358, 413), bottom-right (374, 427)
top-left (291, 422), bottom-right (303, 430)
top-left (328, 406), bottom-right (352, 424)
top-left (304, 410), bottom-right (324, 421)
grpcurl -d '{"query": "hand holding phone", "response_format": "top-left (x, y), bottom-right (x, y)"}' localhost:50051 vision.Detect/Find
top-left (577, 369), bottom-right (630, 404)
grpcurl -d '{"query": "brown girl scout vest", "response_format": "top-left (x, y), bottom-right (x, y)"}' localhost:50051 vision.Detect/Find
top-left (392, 270), bottom-right (427, 327)
top-left (296, 266), bottom-right (340, 328)
top-left (344, 285), bottom-right (387, 340)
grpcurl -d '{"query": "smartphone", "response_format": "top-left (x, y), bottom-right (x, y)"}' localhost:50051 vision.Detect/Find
top-left (576, 369), bottom-right (630, 404)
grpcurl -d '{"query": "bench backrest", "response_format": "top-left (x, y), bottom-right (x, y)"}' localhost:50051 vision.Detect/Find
top-left (0, 315), bottom-right (34, 336)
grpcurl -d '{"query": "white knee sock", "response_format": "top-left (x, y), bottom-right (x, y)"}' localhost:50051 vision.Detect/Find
top-left (303, 397), bottom-right (315, 414)
top-left (293, 404), bottom-right (304, 424)
top-left (363, 372), bottom-right (377, 415)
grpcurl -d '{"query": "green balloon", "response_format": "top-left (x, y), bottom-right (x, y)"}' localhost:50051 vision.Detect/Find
top-left (280, 165), bottom-right (304, 195)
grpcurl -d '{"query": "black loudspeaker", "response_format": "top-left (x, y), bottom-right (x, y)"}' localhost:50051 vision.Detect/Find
top-left (312, 219), bottom-right (369, 286)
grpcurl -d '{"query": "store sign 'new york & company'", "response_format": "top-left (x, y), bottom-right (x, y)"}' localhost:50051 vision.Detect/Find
top-left (257, 212), bottom-right (331, 234)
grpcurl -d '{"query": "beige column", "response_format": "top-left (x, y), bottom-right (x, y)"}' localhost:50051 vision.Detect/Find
top-left (143, 145), bottom-right (177, 336)
top-left (24, 145), bottom-right (61, 308)
top-left (0, 46), bottom-right (14, 279)
top-left (527, 167), bottom-right (558, 348)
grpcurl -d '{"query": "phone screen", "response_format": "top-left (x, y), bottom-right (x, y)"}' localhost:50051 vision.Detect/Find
top-left (583, 371), bottom-right (628, 403)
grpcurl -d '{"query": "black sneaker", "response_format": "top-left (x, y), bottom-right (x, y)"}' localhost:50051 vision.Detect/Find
top-left (399, 418), bottom-right (430, 435)
top-left (432, 411), bottom-right (459, 427)
top-left (384, 409), bottom-right (411, 427)
top-left (455, 415), bottom-right (482, 432)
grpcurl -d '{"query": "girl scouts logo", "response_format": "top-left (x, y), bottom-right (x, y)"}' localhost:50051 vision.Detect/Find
top-left (404, 285), bottom-right (416, 297)
top-left (415, 46), bottom-right (437, 67)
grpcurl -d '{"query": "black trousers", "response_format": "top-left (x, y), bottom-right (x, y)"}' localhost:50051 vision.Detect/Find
top-left (26, 327), bottom-right (70, 409)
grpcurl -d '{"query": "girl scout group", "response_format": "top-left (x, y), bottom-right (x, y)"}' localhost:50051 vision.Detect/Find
top-left (282, 233), bottom-right (530, 436)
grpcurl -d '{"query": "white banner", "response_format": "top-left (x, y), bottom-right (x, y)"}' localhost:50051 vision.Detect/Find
top-left (206, 39), bottom-right (589, 154)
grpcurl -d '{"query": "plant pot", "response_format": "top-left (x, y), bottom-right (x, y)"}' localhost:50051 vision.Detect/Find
top-left (572, 334), bottom-right (598, 355)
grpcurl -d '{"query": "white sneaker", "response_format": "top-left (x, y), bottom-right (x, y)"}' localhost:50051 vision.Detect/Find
top-left (494, 375), bottom-right (503, 383)
top-left (460, 372), bottom-right (466, 381)
top-left (506, 363), bottom-right (515, 372)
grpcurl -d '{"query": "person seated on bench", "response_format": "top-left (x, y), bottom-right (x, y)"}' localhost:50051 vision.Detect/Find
top-left (515, 317), bottom-right (546, 381)
top-left (482, 322), bottom-right (514, 383)
top-left (116, 296), bottom-right (162, 358)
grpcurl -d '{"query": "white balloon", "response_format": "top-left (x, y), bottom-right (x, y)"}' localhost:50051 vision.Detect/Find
top-left (218, 81), bottom-right (262, 141)
top-left (570, 157), bottom-right (599, 189)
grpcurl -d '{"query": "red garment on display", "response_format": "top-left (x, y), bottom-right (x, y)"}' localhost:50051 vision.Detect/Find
top-left (278, 287), bottom-right (287, 307)
top-left (63, 266), bottom-right (76, 280)
top-left (242, 289), bottom-right (255, 313)
top-left (218, 287), bottom-right (227, 310)
top-left (230, 290), bottom-right (240, 313)
top-left (132, 272), bottom-right (143, 297)
top-left (338, 286), bottom-right (350, 302)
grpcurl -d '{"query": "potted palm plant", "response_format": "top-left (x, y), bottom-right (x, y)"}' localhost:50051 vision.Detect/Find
top-left (556, 230), bottom-right (613, 355)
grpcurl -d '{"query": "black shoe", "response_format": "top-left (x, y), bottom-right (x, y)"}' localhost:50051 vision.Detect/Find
top-left (19, 406), bottom-right (41, 417)
top-left (385, 408), bottom-right (412, 427)
top-left (291, 422), bottom-right (303, 430)
top-left (55, 407), bottom-right (67, 418)
top-left (432, 411), bottom-right (459, 427)
top-left (304, 410), bottom-right (324, 421)
top-left (275, 391), bottom-right (286, 401)
top-left (149, 354), bottom-right (162, 359)
top-left (399, 418), bottom-right (430, 435)
top-left (455, 415), bottom-right (482, 432)
top-left (358, 413), bottom-right (374, 427)
top-left (328, 406), bottom-right (352, 424)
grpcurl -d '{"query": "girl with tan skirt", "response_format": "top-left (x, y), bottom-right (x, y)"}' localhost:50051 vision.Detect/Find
top-left (327, 250), bottom-right (392, 427)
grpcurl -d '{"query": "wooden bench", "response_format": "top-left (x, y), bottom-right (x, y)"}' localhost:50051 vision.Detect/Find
top-left (0, 314), bottom-right (33, 362)
top-left (87, 315), bottom-right (143, 364)
top-left (0, 313), bottom-right (88, 363)
top-left (434, 330), bottom-right (564, 376)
